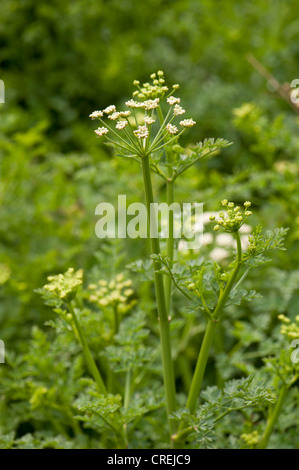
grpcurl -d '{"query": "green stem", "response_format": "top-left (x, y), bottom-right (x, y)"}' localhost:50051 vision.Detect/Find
top-left (68, 301), bottom-right (107, 395)
top-left (123, 368), bottom-right (131, 448)
top-left (141, 154), bottom-right (177, 438)
top-left (165, 180), bottom-right (174, 314)
top-left (124, 369), bottom-right (131, 410)
top-left (156, 106), bottom-right (174, 315)
top-left (113, 304), bottom-right (119, 334)
top-left (258, 384), bottom-right (288, 449)
top-left (184, 231), bottom-right (243, 414)
top-left (185, 318), bottom-right (218, 413)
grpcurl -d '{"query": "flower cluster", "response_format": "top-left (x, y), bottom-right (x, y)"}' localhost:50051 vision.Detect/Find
top-left (87, 273), bottom-right (136, 313)
top-left (43, 268), bottom-right (83, 301)
top-left (209, 201), bottom-right (253, 233)
top-left (89, 71), bottom-right (196, 158)
top-left (132, 71), bottom-right (175, 100)
top-left (241, 431), bottom-right (260, 448)
top-left (134, 125), bottom-right (149, 139)
top-left (278, 314), bottom-right (299, 340)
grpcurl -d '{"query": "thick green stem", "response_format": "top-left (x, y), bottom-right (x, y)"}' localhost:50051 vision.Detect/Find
top-left (141, 155), bottom-right (177, 437)
top-left (113, 304), bottom-right (119, 334)
top-left (124, 369), bottom-right (131, 410)
top-left (68, 301), bottom-right (107, 395)
top-left (258, 385), bottom-right (288, 449)
top-left (165, 180), bottom-right (174, 313)
top-left (184, 231), bottom-right (243, 414)
top-left (123, 368), bottom-right (131, 448)
top-left (186, 318), bottom-right (218, 412)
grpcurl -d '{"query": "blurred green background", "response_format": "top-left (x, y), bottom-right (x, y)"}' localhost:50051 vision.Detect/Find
top-left (0, 0), bottom-right (299, 447)
top-left (1, 0), bottom-right (299, 342)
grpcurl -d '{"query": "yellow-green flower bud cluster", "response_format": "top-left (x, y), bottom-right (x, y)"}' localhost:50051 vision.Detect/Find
top-left (241, 431), bottom-right (260, 448)
top-left (132, 71), bottom-right (170, 100)
top-left (209, 200), bottom-right (253, 233)
top-left (186, 272), bottom-right (204, 297)
top-left (279, 314), bottom-right (299, 340)
top-left (43, 268), bottom-right (83, 301)
top-left (87, 273), bottom-right (135, 312)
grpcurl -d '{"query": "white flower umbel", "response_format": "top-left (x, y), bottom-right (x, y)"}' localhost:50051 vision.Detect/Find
top-left (108, 112), bottom-right (121, 121)
top-left (116, 121), bottom-right (128, 130)
top-left (103, 105), bottom-right (116, 114)
top-left (167, 96), bottom-right (181, 105)
top-left (119, 111), bottom-right (131, 117)
top-left (91, 72), bottom-right (198, 159)
top-left (144, 116), bottom-right (155, 125)
top-left (142, 98), bottom-right (160, 110)
top-left (173, 104), bottom-right (185, 116)
top-left (166, 123), bottom-right (178, 134)
top-left (180, 119), bottom-right (196, 128)
top-left (94, 127), bottom-right (109, 136)
top-left (125, 99), bottom-right (142, 108)
top-left (134, 125), bottom-right (149, 139)
top-left (89, 110), bottom-right (103, 119)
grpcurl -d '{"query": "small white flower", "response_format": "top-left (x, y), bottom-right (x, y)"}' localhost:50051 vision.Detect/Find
top-left (119, 111), bottom-right (131, 117)
top-left (173, 104), bottom-right (185, 116)
top-left (103, 105), bottom-right (116, 114)
top-left (116, 120), bottom-right (128, 130)
top-left (166, 123), bottom-right (178, 134)
top-left (108, 112), bottom-right (121, 120)
top-left (125, 99), bottom-right (142, 108)
top-left (167, 96), bottom-right (181, 105)
top-left (94, 127), bottom-right (109, 136)
top-left (89, 110), bottom-right (103, 119)
top-left (144, 116), bottom-right (155, 125)
top-left (142, 98), bottom-right (160, 110)
top-left (179, 118), bottom-right (196, 127)
top-left (134, 125), bottom-right (149, 139)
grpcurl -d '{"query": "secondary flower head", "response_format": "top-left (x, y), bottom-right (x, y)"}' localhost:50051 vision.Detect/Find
top-left (89, 110), bottom-right (103, 119)
top-left (167, 96), bottom-right (181, 105)
top-left (116, 120), bottom-right (128, 130)
top-left (211, 201), bottom-right (253, 233)
top-left (125, 99), bottom-right (143, 108)
top-left (180, 119), bottom-right (196, 128)
top-left (142, 98), bottom-right (160, 110)
top-left (103, 105), bottom-right (116, 114)
top-left (144, 116), bottom-right (155, 125)
top-left (166, 123), bottom-right (178, 134)
top-left (133, 71), bottom-right (169, 100)
top-left (119, 110), bottom-right (131, 117)
top-left (88, 274), bottom-right (136, 313)
top-left (108, 112), bottom-right (121, 121)
top-left (42, 268), bottom-right (83, 301)
top-left (94, 127), bottom-right (109, 137)
top-left (173, 104), bottom-right (185, 116)
top-left (134, 125), bottom-right (149, 139)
